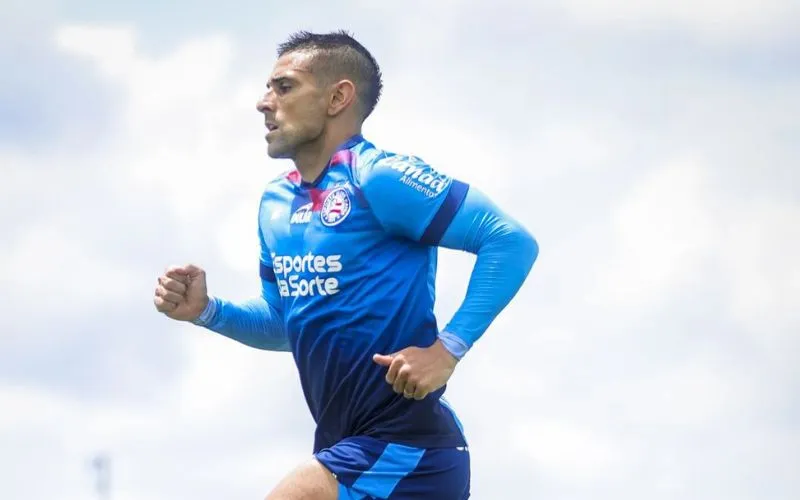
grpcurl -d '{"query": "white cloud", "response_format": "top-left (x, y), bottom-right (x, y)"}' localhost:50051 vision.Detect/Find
top-left (589, 157), bottom-right (718, 310)
top-left (555, 0), bottom-right (800, 41)
top-left (54, 24), bottom-right (267, 225)
top-left (719, 198), bottom-right (800, 341)
top-left (0, 222), bottom-right (138, 319)
top-left (511, 418), bottom-right (627, 482)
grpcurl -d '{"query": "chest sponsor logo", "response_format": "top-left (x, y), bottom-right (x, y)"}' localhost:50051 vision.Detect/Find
top-left (320, 187), bottom-right (352, 227)
top-left (272, 252), bottom-right (343, 297)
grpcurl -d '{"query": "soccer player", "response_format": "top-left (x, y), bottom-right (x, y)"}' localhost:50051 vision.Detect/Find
top-left (153, 31), bottom-right (538, 500)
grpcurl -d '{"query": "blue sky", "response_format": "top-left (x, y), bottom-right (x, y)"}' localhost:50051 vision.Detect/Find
top-left (1, 1), bottom-right (799, 499)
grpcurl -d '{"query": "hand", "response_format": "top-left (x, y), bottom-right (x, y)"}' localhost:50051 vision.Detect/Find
top-left (373, 340), bottom-right (458, 400)
top-left (153, 264), bottom-right (209, 322)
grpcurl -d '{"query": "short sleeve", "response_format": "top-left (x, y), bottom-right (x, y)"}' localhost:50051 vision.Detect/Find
top-left (360, 154), bottom-right (470, 245)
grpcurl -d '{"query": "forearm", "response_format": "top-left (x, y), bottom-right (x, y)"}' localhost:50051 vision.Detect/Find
top-left (193, 295), bottom-right (290, 351)
top-left (437, 188), bottom-right (538, 359)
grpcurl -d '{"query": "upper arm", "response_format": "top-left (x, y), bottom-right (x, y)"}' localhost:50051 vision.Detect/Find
top-left (439, 185), bottom-right (539, 258)
top-left (360, 154), bottom-right (470, 245)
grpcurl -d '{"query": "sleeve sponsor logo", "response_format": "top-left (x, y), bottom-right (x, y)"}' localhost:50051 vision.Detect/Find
top-left (384, 156), bottom-right (451, 198)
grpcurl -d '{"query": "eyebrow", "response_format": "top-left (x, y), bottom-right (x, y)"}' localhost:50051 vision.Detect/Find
top-left (266, 69), bottom-right (312, 88)
top-left (266, 76), bottom-right (293, 88)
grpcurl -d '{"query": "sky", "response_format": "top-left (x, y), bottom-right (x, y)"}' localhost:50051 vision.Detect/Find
top-left (1, 0), bottom-right (799, 499)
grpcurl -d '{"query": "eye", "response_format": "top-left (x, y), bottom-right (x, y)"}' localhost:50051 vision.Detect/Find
top-left (278, 83), bottom-right (292, 94)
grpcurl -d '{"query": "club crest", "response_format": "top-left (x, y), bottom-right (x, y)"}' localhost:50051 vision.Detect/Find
top-left (320, 187), bottom-right (351, 227)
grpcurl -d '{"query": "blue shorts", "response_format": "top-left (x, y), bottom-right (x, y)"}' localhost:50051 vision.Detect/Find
top-left (315, 436), bottom-right (470, 499)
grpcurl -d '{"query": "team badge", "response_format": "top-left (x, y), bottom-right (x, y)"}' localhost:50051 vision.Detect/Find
top-left (320, 187), bottom-right (351, 227)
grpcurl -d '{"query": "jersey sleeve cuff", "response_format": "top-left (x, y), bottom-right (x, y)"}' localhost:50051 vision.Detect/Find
top-left (437, 331), bottom-right (470, 360)
top-left (192, 296), bottom-right (219, 326)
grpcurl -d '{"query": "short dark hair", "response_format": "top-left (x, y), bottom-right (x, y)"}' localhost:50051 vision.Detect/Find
top-left (277, 30), bottom-right (383, 120)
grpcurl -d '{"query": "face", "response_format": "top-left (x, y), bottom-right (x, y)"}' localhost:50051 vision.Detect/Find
top-left (256, 51), bottom-right (329, 159)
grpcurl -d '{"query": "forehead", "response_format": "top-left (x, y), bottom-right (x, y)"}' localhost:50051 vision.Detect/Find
top-left (269, 51), bottom-right (315, 81)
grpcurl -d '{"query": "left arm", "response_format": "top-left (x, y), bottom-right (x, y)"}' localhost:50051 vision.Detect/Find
top-left (362, 154), bottom-right (538, 397)
top-left (436, 186), bottom-right (538, 359)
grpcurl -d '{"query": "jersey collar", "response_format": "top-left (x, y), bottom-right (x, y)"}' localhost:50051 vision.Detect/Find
top-left (297, 134), bottom-right (364, 188)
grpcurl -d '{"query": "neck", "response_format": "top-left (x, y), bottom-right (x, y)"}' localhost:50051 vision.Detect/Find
top-left (294, 126), bottom-right (360, 183)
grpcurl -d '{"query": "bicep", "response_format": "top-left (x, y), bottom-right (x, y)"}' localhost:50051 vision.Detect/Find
top-left (439, 186), bottom-right (519, 254)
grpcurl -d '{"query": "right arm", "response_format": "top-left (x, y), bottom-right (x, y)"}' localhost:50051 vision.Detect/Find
top-left (154, 207), bottom-right (290, 352)
top-left (192, 272), bottom-right (290, 352)
top-left (191, 215), bottom-right (290, 351)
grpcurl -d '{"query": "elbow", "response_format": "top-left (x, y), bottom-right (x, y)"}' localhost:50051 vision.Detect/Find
top-left (504, 222), bottom-right (538, 275)
top-left (519, 227), bottom-right (539, 273)
top-left (485, 220), bottom-right (539, 274)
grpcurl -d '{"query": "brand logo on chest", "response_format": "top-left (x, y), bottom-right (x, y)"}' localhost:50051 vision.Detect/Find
top-left (290, 202), bottom-right (313, 224)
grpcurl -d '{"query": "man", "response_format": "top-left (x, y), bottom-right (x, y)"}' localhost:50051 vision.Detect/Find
top-left (154, 30), bottom-right (538, 500)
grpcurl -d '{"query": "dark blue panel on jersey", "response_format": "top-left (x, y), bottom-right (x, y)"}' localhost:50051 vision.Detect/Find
top-left (420, 180), bottom-right (470, 246)
top-left (259, 261), bottom-right (276, 282)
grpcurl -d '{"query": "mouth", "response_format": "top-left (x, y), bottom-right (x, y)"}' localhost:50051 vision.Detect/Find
top-left (266, 122), bottom-right (278, 132)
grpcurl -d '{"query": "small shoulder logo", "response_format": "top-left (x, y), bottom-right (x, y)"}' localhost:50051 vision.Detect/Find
top-left (320, 187), bottom-right (351, 227)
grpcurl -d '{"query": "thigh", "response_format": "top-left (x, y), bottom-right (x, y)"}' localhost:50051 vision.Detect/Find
top-left (264, 458), bottom-right (339, 500)
top-left (315, 436), bottom-right (470, 500)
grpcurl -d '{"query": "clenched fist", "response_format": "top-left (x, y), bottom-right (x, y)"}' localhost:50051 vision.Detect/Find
top-left (153, 264), bottom-right (209, 322)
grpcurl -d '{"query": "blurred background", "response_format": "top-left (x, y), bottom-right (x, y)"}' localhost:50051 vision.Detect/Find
top-left (1, 0), bottom-right (798, 498)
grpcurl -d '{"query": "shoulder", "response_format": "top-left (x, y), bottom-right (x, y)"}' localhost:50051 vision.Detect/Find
top-left (257, 168), bottom-right (297, 222)
top-left (260, 167), bottom-right (297, 200)
top-left (353, 143), bottom-right (453, 199)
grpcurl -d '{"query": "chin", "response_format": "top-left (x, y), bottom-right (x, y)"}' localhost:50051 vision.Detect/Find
top-left (267, 141), bottom-right (294, 159)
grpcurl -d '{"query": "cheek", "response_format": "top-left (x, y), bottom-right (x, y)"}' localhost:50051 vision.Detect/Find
top-left (293, 105), bottom-right (326, 131)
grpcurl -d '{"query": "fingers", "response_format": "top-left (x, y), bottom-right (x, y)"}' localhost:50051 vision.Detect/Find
top-left (182, 264), bottom-right (205, 277)
top-left (155, 268), bottom-right (189, 314)
top-left (153, 294), bottom-right (177, 312)
top-left (159, 275), bottom-right (187, 294)
top-left (375, 349), bottom-right (435, 400)
top-left (392, 364), bottom-right (412, 394)
top-left (403, 381), bottom-right (418, 400)
top-left (168, 264), bottom-right (205, 281)
top-left (372, 353), bottom-right (393, 367)
top-left (155, 284), bottom-right (183, 304)
top-left (165, 266), bottom-right (191, 284)
top-left (386, 357), bottom-right (420, 398)
top-left (385, 355), bottom-right (402, 385)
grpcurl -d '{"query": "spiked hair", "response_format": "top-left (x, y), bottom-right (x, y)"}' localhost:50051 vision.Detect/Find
top-left (277, 30), bottom-right (383, 120)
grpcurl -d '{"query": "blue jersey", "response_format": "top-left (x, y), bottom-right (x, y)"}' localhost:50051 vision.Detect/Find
top-left (259, 135), bottom-right (468, 451)
top-left (195, 133), bottom-right (538, 455)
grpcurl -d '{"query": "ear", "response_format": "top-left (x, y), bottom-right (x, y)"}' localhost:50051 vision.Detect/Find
top-left (328, 79), bottom-right (357, 117)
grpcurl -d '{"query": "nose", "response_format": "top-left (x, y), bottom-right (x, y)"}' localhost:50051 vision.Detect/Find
top-left (256, 90), bottom-right (275, 114)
